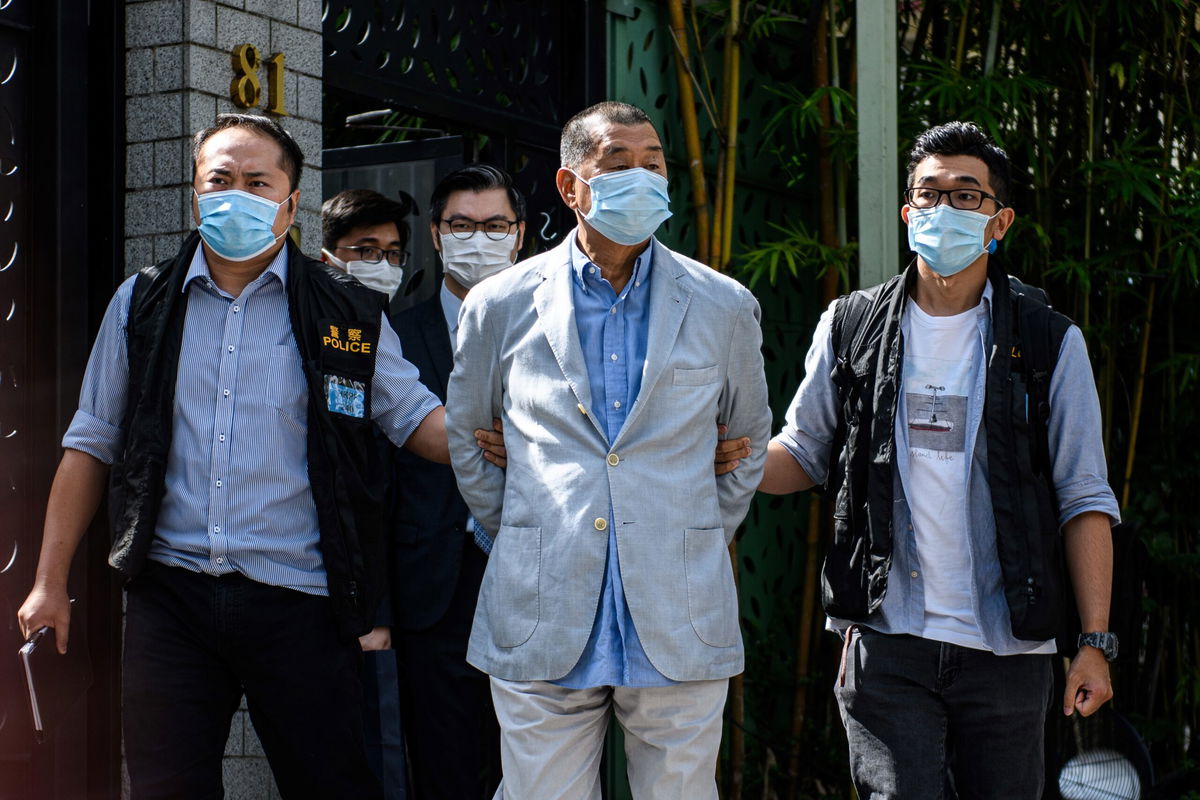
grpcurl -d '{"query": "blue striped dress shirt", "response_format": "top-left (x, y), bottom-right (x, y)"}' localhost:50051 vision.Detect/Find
top-left (63, 244), bottom-right (442, 595)
top-left (552, 236), bottom-right (676, 689)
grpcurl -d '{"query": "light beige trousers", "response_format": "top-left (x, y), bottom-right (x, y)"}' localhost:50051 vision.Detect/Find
top-left (489, 676), bottom-right (729, 800)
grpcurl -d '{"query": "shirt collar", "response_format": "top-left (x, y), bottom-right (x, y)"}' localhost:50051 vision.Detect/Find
top-left (440, 280), bottom-right (463, 335)
top-left (568, 233), bottom-right (654, 296)
top-left (183, 241), bottom-right (291, 297)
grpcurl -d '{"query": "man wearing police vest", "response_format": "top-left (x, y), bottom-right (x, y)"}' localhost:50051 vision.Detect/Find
top-left (17, 113), bottom-right (450, 799)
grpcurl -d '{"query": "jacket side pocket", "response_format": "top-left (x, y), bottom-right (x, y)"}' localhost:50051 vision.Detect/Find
top-left (484, 525), bottom-right (541, 648)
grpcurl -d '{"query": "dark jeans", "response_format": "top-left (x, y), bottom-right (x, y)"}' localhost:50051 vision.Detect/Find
top-left (835, 627), bottom-right (1053, 800)
top-left (122, 563), bottom-right (383, 800)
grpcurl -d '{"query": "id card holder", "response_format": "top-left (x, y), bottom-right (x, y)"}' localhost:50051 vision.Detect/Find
top-left (317, 318), bottom-right (380, 422)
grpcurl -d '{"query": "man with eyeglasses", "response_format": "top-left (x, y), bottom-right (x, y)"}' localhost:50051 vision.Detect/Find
top-left (386, 164), bottom-right (526, 799)
top-left (743, 121), bottom-right (1120, 797)
top-left (321, 189), bottom-right (413, 305)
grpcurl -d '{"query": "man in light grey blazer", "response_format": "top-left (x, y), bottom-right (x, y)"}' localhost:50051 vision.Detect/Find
top-left (446, 101), bottom-right (771, 799)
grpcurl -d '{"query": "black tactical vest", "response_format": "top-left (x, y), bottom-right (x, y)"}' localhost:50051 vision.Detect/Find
top-left (822, 263), bottom-right (1072, 641)
top-left (109, 232), bottom-right (392, 640)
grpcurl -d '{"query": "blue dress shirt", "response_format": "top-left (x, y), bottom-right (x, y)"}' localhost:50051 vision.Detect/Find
top-left (63, 244), bottom-right (442, 595)
top-left (552, 236), bottom-right (676, 689)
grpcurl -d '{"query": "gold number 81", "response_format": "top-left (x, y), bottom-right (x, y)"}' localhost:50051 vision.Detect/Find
top-left (230, 44), bottom-right (288, 117)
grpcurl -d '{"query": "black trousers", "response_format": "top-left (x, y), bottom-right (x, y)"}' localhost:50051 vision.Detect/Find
top-left (122, 563), bottom-right (383, 800)
top-left (395, 536), bottom-right (500, 800)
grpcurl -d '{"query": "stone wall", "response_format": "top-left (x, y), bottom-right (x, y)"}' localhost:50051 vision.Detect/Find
top-left (124, 0), bottom-right (323, 278)
top-left (122, 2), bottom-right (324, 795)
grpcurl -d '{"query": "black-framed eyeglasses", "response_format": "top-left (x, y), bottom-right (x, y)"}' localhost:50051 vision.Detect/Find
top-left (437, 218), bottom-right (519, 241)
top-left (903, 187), bottom-right (1005, 211)
top-left (337, 245), bottom-right (408, 267)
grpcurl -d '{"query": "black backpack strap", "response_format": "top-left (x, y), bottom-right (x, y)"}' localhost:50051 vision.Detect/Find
top-left (1008, 276), bottom-right (1071, 479)
top-left (822, 288), bottom-right (880, 496)
top-left (830, 288), bottom-right (876, 363)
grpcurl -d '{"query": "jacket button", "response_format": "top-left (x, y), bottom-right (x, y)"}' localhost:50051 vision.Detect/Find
top-left (594, 517), bottom-right (608, 531)
top-left (607, 453), bottom-right (620, 466)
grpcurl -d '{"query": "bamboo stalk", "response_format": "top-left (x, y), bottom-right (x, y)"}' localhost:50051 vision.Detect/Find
top-left (1103, 288), bottom-right (1114, 453)
top-left (1121, 15), bottom-right (1184, 508)
top-left (728, 538), bottom-right (744, 800)
top-left (691, 0), bottom-right (720, 116)
top-left (1082, 22), bottom-right (1095, 330)
top-left (723, 4), bottom-right (744, 789)
top-left (667, 4), bottom-right (723, 133)
top-left (953, 4), bottom-right (969, 73)
top-left (983, 0), bottom-right (1001, 75)
top-left (814, 0), bottom-right (839, 300)
top-left (720, 0), bottom-right (742, 273)
top-left (667, 0), bottom-right (713, 266)
top-left (1122, 280), bottom-right (1155, 510)
top-left (711, 149), bottom-right (726, 277)
top-left (710, 28), bottom-right (732, 269)
top-left (784, 496), bottom-right (823, 800)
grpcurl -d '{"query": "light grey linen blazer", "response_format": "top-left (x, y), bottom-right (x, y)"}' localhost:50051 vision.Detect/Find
top-left (446, 233), bottom-right (771, 683)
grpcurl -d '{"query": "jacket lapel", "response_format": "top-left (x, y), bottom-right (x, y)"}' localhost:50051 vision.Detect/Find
top-left (416, 293), bottom-right (453, 398)
top-left (532, 236), bottom-right (608, 442)
top-left (613, 240), bottom-right (693, 446)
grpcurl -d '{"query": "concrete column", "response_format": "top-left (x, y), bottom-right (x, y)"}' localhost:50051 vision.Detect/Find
top-left (855, 1), bottom-right (899, 288)
top-left (124, 0), bottom-right (324, 279)
top-left (121, 6), bottom-right (323, 797)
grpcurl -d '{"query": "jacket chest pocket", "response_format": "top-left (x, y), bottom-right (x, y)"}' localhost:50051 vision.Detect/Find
top-left (673, 365), bottom-right (720, 386)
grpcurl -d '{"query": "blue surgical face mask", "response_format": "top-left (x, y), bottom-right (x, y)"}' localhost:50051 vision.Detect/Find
top-left (571, 167), bottom-right (672, 246)
top-left (906, 204), bottom-right (1001, 277)
top-left (195, 189), bottom-right (291, 262)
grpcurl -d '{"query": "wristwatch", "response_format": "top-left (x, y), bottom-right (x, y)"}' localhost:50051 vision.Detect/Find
top-left (1078, 632), bottom-right (1119, 662)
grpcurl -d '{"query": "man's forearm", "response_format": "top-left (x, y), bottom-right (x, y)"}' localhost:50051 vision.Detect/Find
top-left (1063, 510), bottom-right (1113, 633)
top-left (404, 406), bottom-right (451, 465)
top-left (759, 441), bottom-right (818, 495)
top-left (33, 449), bottom-right (109, 589)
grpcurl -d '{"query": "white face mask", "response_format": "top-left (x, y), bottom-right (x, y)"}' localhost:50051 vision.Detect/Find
top-left (440, 232), bottom-right (518, 289)
top-left (321, 249), bottom-right (404, 300)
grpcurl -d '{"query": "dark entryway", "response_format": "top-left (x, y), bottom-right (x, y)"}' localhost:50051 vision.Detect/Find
top-left (323, 0), bottom-right (606, 257)
top-left (0, 3), bottom-right (124, 798)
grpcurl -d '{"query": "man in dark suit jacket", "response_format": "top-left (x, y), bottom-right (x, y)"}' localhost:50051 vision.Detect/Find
top-left (391, 164), bottom-right (526, 800)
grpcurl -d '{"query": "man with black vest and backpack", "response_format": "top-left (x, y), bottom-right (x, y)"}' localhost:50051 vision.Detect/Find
top-left (17, 114), bottom-right (451, 799)
top-left (759, 122), bottom-right (1120, 797)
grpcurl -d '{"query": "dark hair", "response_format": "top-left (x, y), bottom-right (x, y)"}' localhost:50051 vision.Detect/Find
top-left (192, 113), bottom-right (305, 192)
top-left (321, 189), bottom-right (414, 251)
top-left (430, 163), bottom-right (526, 224)
top-left (906, 121), bottom-right (1012, 205)
top-left (560, 101), bottom-right (656, 169)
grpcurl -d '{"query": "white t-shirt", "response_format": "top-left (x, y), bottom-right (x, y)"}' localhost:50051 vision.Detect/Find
top-left (898, 297), bottom-right (987, 649)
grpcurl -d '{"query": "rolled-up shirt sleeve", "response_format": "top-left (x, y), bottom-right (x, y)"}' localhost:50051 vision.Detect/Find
top-left (1048, 325), bottom-right (1121, 527)
top-left (62, 276), bottom-right (137, 464)
top-left (772, 299), bottom-right (842, 486)
top-left (371, 311), bottom-right (443, 448)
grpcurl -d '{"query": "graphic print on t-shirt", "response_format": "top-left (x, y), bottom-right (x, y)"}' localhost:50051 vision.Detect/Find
top-left (904, 357), bottom-right (970, 456)
top-left (906, 381), bottom-right (967, 452)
